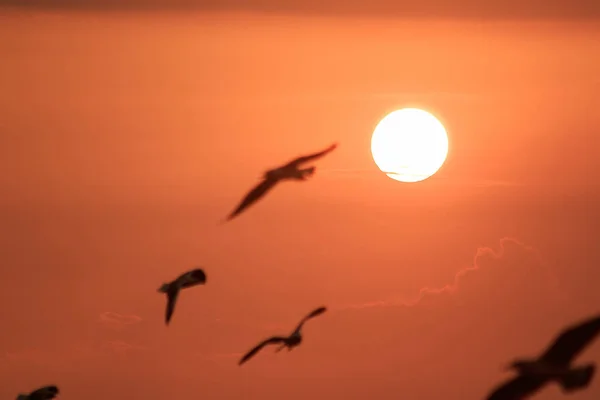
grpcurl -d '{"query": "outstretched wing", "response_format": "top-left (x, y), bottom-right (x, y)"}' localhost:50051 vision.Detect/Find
top-left (179, 269), bottom-right (207, 288)
top-left (29, 386), bottom-right (59, 400)
top-left (486, 375), bottom-right (547, 400)
top-left (285, 143), bottom-right (338, 168)
top-left (226, 179), bottom-right (278, 221)
top-left (293, 306), bottom-right (327, 332)
top-left (165, 287), bottom-right (180, 325)
top-left (239, 336), bottom-right (287, 365)
top-left (540, 314), bottom-right (600, 365)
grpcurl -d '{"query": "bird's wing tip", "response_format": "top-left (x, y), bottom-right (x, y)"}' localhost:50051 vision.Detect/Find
top-left (218, 216), bottom-right (232, 225)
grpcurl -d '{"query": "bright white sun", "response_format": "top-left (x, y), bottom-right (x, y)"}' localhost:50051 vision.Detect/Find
top-left (371, 108), bottom-right (449, 183)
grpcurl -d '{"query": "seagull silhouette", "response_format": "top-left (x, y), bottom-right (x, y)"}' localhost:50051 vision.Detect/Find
top-left (157, 268), bottom-right (207, 325)
top-left (225, 143), bottom-right (338, 221)
top-left (238, 306), bottom-right (327, 366)
top-left (16, 385), bottom-right (59, 400)
top-left (486, 314), bottom-right (600, 400)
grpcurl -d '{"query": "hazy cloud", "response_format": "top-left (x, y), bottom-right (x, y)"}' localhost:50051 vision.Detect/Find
top-left (318, 169), bottom-right (523, 187)
top-left (2, 338), bottom-right (144, 370)
top-left (100, 340), bottom-right (146, 353)
top-left (3, 348), bottom-right (57, 368)
top-left (202, 351), bottom-right (244, 366)
top-left (336, 237), bottom-right (561, 311)
top-left (98, 312), bottom-right (143, 329)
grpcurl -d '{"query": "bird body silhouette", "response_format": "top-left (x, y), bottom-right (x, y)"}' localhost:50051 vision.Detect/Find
top-left (486, 314), bottom-right (600, 400)
top-left (16, 385), bottom-right (59, 400)
top-left (238, 306), bottom-right (327, 365)
top-left (158, 268), bottom-right (207, 325)
top-left (226, 143), bottom-right (338, 221)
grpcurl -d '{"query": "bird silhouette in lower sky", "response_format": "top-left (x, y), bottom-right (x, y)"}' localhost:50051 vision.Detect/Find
top-left (16, 385), bottom-right (59, 400)
top-left (225, 143), bottom-right (338, 221)
top-left (238, 306), bottom-right (327, 366)
top-left (486, 313), bottom-right (600, 400)
top-left (157, 268), bottom-right (207, 325)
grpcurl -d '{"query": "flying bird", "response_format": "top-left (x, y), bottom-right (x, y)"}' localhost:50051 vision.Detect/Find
top-left (486, 314), bottom-right (600, 400)
top-left (157, 268), bottom-right (207, 325)
top-left (225, 143), bottom-right (338, 221)
top-left (16, 385), bottom-right (59, 400)
top-left (238, 306), bottom-right (327, 366)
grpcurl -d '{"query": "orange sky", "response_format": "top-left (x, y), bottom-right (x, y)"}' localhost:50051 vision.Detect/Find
top-left (1, 9), bottom-right (600, 400)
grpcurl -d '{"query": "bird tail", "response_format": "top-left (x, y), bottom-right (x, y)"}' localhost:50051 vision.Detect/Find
top-left (157, 283), bottom-right (170, 293)
top-left (16, 395), bottom-right (28, 400)
top-left (559, 364), bottom-right (595, 392)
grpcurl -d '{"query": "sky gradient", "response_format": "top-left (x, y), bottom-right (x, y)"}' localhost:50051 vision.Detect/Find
top-left (1, 7), bottom-right (600, 400)
top-left (2, 0), bottom-right (600, 19)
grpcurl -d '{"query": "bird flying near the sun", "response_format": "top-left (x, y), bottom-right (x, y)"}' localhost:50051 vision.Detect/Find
top-left (238, 306), bottom-right (327, 366)
top-left (16, 385), bottom-right (59, 400)
top-left (225, 143), bottom-right (338, 221)
top-left (485, 313), bottom-right (600, 400)
top-left (157, 268), bottom-right (207, 325)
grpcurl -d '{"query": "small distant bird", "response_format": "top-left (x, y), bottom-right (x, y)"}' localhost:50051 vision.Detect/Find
top-left (238, 306), bottom-right (327, 366)
top-left (486, 314), bottom-right (600, 400)
top-left (225, 143), bottom-right (338, 221)
top-left (157, 268), bottom-right (207, 325)
top-left (16, 385), bottom-right (59, 400)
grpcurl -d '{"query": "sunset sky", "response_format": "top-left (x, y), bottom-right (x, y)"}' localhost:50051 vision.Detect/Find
top-left (1, 1), bottom-right (600, 399)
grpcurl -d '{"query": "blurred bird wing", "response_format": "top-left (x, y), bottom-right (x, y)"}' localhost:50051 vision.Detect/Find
top-left (179, 269), bottom-right (206, 288)
top-left (190, 269), bottom-right (207, 283)
top-left (165, 287), bottom-right (180, 325)
top-left (285, 143), bottom-right (338, 168)
top-left (239, 336), bottom-right (287, 365)
top-left (540, 314), bottom-right (600, 365)
top-left (29, 386), bottom-right (59, 400)
top-left (293, 306), bottom-right (327, 332)
top-left (227, 179), bottom-right (278, 221)
top-left (486, 375), bottom-right (547, 400)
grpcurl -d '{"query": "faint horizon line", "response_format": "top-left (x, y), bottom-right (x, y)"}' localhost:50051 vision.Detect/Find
top-left (318, 168), bottom-right (523, 187)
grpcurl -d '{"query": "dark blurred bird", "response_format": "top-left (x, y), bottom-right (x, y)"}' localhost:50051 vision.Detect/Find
top-left (16, 385), bottom-right (59, 400)
top-left (486, 314), bottom-right (600, 400)
top-left (225, 143), bottom-right (338, 221)
top-left (157, 268), bottom-right (207, 325)
top-left (239, 306), bottom-right (327, 365)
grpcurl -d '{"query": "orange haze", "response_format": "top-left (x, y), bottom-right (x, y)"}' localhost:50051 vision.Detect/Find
top-left (1, 9), bottom-right (599, 400)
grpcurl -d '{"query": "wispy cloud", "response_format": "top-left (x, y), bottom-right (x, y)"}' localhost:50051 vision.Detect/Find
top-left (98, 312), bottom-right (142, 329)
top-left (100, 340), bottom-right (147, 353)
top-left (334, 237), bottom-right (557, 311)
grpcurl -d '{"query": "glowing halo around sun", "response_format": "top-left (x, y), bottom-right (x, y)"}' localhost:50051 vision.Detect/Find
top-left (371, 108), bottom-right (449, 183)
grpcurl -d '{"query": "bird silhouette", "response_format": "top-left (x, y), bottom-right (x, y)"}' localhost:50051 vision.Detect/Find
top-left (486, 314), bottom-right (600, 400)
top-left (238, 306), bottom-right (327, 365)
top-left (16, 385), bottom-right (59, 400)
top-left (225, 143), bottom-right (338, 221)
top-left (157, 268), bottom-right (207, 325)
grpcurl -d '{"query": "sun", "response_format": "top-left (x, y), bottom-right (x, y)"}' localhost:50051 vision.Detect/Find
top-left (371, 108), bottom-right (449, 183)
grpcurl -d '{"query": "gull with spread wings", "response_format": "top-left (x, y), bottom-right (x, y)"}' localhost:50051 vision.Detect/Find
top-left (157, 268), bottom-right (207, 325)
top-left (16, 385), bottom-right (59, 400)
top-left (485, 313), bottom-right (600, 400)
top-left (225, 143), bottom-right (338, 221)
top-left (238, 306), bottom-right (327, 366)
